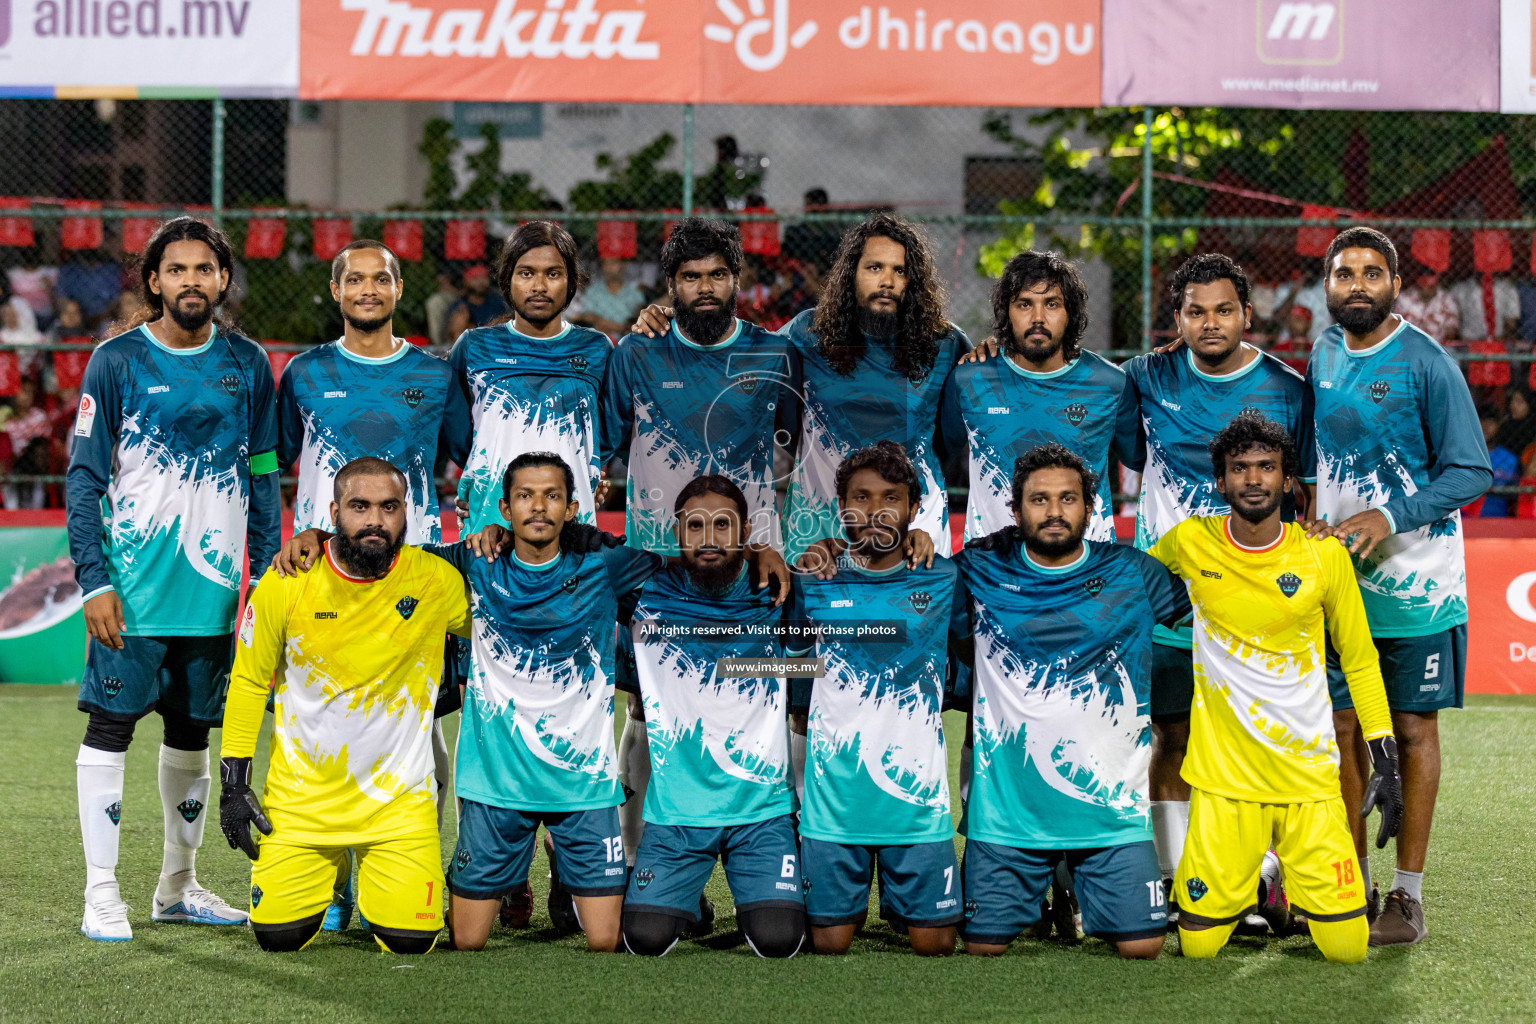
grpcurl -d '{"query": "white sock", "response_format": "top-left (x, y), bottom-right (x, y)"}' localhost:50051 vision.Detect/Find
top-left (77, 745), bottom-right (126, 902)
top-left (958, 743), bottom-right (973, 804)
top-left (788, 728), bottom-right (807, 804)
top-left (1151, 800), bottom-right (1190, 879)
top-left (1392, 868), bottom-right (1423, 901)
top-left (617, 714), bottom-right (649, 868)
top-left (1359, 858), bottom-right (1372, 894)
top-left (431, 719), bottom-right (450, 832)
top-left (158, 745), bottom-right (210, 891)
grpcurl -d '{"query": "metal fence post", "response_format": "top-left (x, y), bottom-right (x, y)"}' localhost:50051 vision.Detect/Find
top-left (1140, 105), bottom-right (1154, 351)
top-left (681, 103), bottom-right (695, 217)
top-left (211, 97), bottom-right (226, 228)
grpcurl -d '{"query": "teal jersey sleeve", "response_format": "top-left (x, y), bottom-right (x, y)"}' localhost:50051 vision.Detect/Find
top-left (1380, 352), bottom-right (1492, 533)
top-left (420, 540), bottom-right (473, 576)
top-left (600, 543), bottom-right (665, 597)
top-left (1134, 548), bottom-right (1192, 628)
top-left (1112, 371), bottom-right (1146, 472)
top-left (597, 339), bottom-right (634, 466)
top-left (65, 345), bottom-right (125, 599)
top-left (276, 360), bottom-right (303, 471)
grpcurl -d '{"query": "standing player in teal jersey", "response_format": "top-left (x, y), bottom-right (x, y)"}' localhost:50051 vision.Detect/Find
top-left (446, 221), bottom-right (613, 927)
top-left (277, 238), bottom-right (471, 933)
top-left (786, 442), bottom-right (970, 956)
top-left (941, 250), bottom-right (1140, 544)
top-left (449, 221), bottom-right (613, 534)
top-left (600, 218), bottom-right (796, 890)
top-left (66, 218), bottom-right (282, 941)
top-left (1308, 228), bottom-right (1490, 944)
top-left (955, 444), bottom-right (1189, 959)
top-left (619, 475), bottom-right (803, 958)
top-left (1126, 253), bottom-right (1313, 909)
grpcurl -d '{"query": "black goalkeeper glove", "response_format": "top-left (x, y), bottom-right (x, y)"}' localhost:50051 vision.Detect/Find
top-left (1360, 735), bottom-right (1404, 849)
top-left (219, 756), bottom-right (272, 861)
top-left (965, 525), bottom-right (1022, 552)
top-left (561, 521), bottom-right (624, 552)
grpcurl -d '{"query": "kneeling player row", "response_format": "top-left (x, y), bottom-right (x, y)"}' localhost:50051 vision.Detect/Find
top-left (220, 420), bottom-right (1400, 962)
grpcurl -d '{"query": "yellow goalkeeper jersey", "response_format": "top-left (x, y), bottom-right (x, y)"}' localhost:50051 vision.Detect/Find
top-left (224, 543), bottom-right (472, 844)
top-left (1148, 516), bottom-right (1392, 803)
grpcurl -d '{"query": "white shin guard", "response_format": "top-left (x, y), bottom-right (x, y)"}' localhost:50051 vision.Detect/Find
top-left (1150, 800), bottom-right (1190, 880)
top-left (77, 745), bottom-right (126, 900)
top-left (158, 745), bottom-right (210, 888)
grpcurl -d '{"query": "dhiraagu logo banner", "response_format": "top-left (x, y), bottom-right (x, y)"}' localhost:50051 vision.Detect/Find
top-left (0, 527), bottom-right (86, 685)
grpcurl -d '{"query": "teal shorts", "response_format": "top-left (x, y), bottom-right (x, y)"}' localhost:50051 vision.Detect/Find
top-left (1327, 625), bottom-right (1466, 713)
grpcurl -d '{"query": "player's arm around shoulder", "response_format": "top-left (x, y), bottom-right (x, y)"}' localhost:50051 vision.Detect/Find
top-left (419, 546), bottom-right (474, 639)
top-left (1316, 536), bottom-right (1391, 740)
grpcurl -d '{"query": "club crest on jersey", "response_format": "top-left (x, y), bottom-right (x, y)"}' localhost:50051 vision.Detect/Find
top-left (402, 386), bottom-right (424, 409)
top-left (177, 799), bottom-right (204, 823)
top-left (101, 676), bottom-right (122, 698)
top-left (454, 849), bottom-right (471, 872)
top-left (801, 875), bottom-right (811, 895)
top-left (1186, 877), bottom-right (1208, 902)
top-left (219, 373), bottom-right (240, 395)
top-left (251, 885), bottom-right (263, 908)
top-left (740, 375), bottom-right (760, 395)
top-left (909, 591), bottom-right (932, 613)
top-left (105, 802), bottom-right (121, 826)
top-left (1276, 572), bottom-right (1303, 598)
top-left (1064, 402), bottom-right (1088, 426)
top-left (396, 596), bottom-right (419, 620)
top-left (561, 575), bottom-right (581, 595)
top-left (1082, 577), bottom-right (1106, 597)
top-left (1369, 380), bottom-right (1390, 403)
top-left (964, 899), bottom-right (979, 920)
top-left (1240, 405), bottom-right (1263, 418)
top-left (635, 868), bottom-right (655, 890)
top-left (568, 355), bottom-right (590, 372)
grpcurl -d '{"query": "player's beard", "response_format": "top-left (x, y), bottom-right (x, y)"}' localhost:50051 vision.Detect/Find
top-left (674, 292), bottom-right (736, 346)
top-left (1230, 490), bottom-right (1282, 524)
top-left (514, 293), bottom-right (560, 330)
top-left (342, 307), bottom-right (392, 334)
top-left (166, 289), bottom-right (215, 332)
top-left (334, 525), bottom-right (403, 578)
top-left (683, 546), bottom-right (746, 593)
top-left (857, 296), bottom-right (901, 338)
top-left (1005, 326), bottom-right (1062, 363)
top-left (1021, 515), bottom-right (1087, 560)
top-left (1327, 290), bottom-right (1393, 336)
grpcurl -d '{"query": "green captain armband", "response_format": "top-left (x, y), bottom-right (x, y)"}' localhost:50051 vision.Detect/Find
top-left (249, 450), bottom-right (279, 476)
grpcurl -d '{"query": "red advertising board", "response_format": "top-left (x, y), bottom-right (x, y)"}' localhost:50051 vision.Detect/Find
top-left (1465, 538), bottom-right (1536, 695)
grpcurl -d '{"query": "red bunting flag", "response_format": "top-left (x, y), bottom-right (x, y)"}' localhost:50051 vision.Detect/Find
top-left (1473, 230), bottom-right (1512, 274)
top-left (740, 209), bottom-right (780, 256)
top-left (1410, 229), bottom-right (1451, 274)
top-left (245, 217), bottom-right (287, 259)
top-left (61, 201), bottom-right (103, 251)
top-left (383, 220), bottom-right (423, 261)
top-left (445, 220), bottom-right (486, 260)
top-left (0, 198), bottom-right (33, 248)
top-left (596, 219), bottom-right (638, 260)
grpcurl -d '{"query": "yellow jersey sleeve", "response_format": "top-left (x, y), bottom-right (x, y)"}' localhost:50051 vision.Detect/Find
top-left (440, 562), bottom-right (472, 639)
top-left (1146, 520), bottom-right (1185, 578)
top-left (224, 569), bottom-right (290, 760)
top-left (1320, 539), bottom-right (1392, 741)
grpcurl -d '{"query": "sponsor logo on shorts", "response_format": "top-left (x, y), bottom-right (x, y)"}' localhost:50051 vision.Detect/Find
top-left (1082, 577), bottom-right (1106, 597)
top-left (105, 801), bottom-right (121, 825)
top-left (606, 866), bottom-right (625, 876)
top-left (964, 899), bottom-right (978, 920)
top-left (251, 884), bottom-right (263, 908)
top-left (101, 676), bottom-right (122, 698)
top-left (936, 898), bottom-right (957, 910)
top-left (402, 386), bottom-right (424, 408)
top-left (453, 848), bottom-right (471, 872)
top-left (776, 881), bottom-right (797, 891)
top-left (219, 373), bottom-right (240, 395)
top-left (177, 799), bottom-right (204, 823)
top-left (1419, 683), bottom-right (1440, 692)
top-left (635, 868), bottom-right (655, 890)
top-left (1276, 572), bottom-right (1303, 597)
top-left (1064, 402), bottom-right (1088, 426)
top-left (417, 911), bottom-right (436, 919)
top-left (396, 596), bottom-right (419, 620)
top-left (908, 591), bottom-right (932, 613)
top-left (1369, 379), bottom-right (1390, 403)
top-left (1185, 877), bottom-right (1208, 902)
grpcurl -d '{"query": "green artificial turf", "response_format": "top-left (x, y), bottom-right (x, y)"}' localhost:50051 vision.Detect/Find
top-left (1, 685), bottom-right (1532, 1023)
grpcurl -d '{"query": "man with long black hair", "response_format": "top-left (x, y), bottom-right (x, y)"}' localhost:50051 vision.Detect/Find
top-left (66, 216), bottom-right (282, 940)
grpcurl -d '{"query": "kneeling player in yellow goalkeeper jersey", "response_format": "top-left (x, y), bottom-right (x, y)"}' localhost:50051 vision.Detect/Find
top-left (1149, 413), bottom-right (1403, 964)
top-left (219, 457), bottom-right (473, 954)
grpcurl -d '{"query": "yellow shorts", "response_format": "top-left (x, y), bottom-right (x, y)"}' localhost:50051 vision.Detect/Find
top-left (1175, 788), bottom-right (1366, 926)
top-left (249, 831), bottom-right (445, 935)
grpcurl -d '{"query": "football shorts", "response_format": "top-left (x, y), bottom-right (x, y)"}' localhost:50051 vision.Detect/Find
top-left (1327, 625), bottom-right (1465, 713)
top-left (79, 633), bottom-right (234, 725)
top-left (448, 800), bottom-right (626, 900)
top-left (625, 815), bottom-right (803, 919)
top-left (800, 837), bottom-right (962, 928)
top-left (249, 830), bottom-right (444, 935)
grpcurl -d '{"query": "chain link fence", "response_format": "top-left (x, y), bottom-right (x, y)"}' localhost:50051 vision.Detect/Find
top-left (2, 99), bottom-right (1533, 513)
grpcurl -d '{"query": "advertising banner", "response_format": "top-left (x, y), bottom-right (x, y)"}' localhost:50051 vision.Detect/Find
top-left (0, 527), bottom-right (85, 685)
top-left (1501, 0), bottom-right (1536, 112)
top-left (299, 0), bottom-right (1100, 106)
top-left (0, 0), bottom-right (299, 94)
top-left (1103, 0), bottom-right (1499, 112)
top-left (1466, 538), bottom-right (1536, 695)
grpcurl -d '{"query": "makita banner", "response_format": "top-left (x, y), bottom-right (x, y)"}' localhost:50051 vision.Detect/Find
top-left (298, 0), bottom-right (1101, 105)
top-left (1102, 0), bottom-right (1499, 112)
top-left (0, 0), bottom-right (298, 94)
